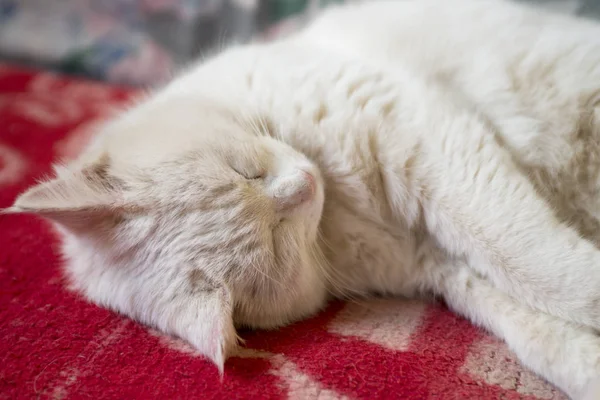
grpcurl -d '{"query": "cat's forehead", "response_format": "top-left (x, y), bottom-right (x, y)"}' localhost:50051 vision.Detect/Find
top-left (94, 104), bottom-right (263, 172)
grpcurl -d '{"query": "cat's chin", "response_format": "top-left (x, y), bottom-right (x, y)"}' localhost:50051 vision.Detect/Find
top-left (232, 251), bottom-right (329, 332)
top-left (233, 294), bottom-right (328, 332)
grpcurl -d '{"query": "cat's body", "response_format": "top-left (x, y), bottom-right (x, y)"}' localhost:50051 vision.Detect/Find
top-left (304, 0), bottom-right (600, 241)
top-left (8, 0), bottom-right (600, 398)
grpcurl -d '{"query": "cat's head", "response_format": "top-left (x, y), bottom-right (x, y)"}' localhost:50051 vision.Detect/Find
top-left (7, 96), bottom-right (328, 371)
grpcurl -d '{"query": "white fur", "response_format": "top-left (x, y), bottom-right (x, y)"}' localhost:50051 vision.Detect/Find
top-left (9, 1), bottom-right (600, 398)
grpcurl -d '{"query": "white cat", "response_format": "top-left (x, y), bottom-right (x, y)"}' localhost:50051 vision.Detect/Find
top-left (7, 0), bottom-right (600, 398)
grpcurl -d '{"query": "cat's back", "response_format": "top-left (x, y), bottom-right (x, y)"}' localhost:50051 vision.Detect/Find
top-left (298, 0), bottom-right (600, 135)
top-left (299, 0), bottom-right (600, 70)
top-left (300, 0), bottom-right (600, 243)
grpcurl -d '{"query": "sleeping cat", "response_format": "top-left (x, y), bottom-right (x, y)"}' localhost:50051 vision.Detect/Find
top-left (7, 0), bottom-right (600, 398)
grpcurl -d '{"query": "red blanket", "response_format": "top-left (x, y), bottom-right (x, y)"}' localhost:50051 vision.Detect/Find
top-left (0, 64), bottom-right (566, 400)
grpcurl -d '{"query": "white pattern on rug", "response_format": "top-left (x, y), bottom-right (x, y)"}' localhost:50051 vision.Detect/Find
top-left (328, 299), bottom-right (427, 351)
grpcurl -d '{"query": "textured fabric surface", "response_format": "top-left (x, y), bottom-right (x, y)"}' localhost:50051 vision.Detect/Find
top-left (0, 64), bottom-right (569, 399)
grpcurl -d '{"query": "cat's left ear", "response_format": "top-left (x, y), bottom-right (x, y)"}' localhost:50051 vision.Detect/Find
top-left (163, 284), bottom-right (240, 374)
top-left (4, 161), bottom-right (125, 231)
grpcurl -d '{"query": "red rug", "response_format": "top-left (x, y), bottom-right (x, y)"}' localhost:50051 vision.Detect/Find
top-left (0, 64), bottom-right (567, 400)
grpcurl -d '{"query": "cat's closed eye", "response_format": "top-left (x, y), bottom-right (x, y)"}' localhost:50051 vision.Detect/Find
top-left (234, 168), bottom-right (265, 180)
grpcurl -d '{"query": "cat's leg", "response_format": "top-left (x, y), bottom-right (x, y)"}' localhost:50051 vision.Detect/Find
top-left (412, 92), bottom-right (600, 330)
top-left (432, 260), bottom-right (600, 400)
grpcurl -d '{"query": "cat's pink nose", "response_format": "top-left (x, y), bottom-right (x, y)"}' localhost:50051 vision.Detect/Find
top-left (301, 170), bottom-right (316, 194)
top-left (272, 170), bottom-right (316, 212)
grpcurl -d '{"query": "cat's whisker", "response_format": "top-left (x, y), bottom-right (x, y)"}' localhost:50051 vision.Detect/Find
top-left (256, 115), bottom-right (272, 137)
top-left (314, 231), bottom-right (365, 300)
top-left (253, 265), bottom-right (285, 290)
top-left (233, 108), bottom-right (266, 139)
top-left (313, 235), bottom-right (346, 296)
top-left (240, 250), bottom-right (288, 292)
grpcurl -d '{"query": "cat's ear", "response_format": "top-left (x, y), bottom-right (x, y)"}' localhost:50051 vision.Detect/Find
top-left (4, 161), bottom-right (125, 231)
top-left (163, 283), bottom-right (239, 374)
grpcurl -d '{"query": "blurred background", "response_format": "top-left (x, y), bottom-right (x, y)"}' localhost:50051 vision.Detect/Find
top-left (1, 0), bottom-right (599, 87)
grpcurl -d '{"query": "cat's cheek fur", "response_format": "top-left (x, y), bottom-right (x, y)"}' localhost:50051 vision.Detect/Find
top-left (233, 263), bottom-right (329, 330)
top-left (58, 226), bottom-right (238, 371)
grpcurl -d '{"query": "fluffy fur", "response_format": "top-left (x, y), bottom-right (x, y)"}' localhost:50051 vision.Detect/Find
top-left (8, 0), bottom-right (600, 397)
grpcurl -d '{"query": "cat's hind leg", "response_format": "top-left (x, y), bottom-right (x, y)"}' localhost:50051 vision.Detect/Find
top-left (432, 260), bottom-right (600, 400)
